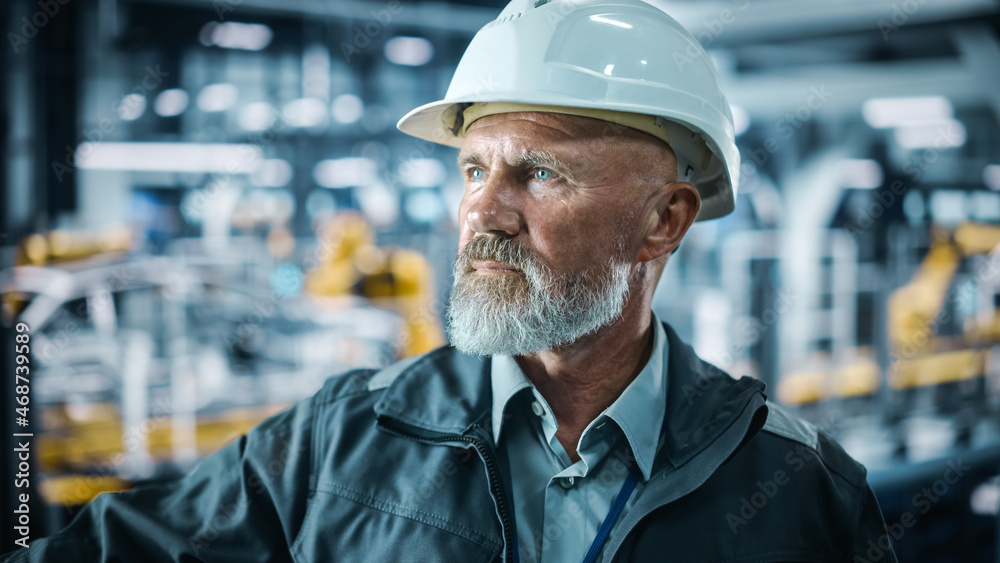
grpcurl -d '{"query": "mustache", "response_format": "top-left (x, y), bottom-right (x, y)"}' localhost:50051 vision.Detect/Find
top-left (456, 236), bottom-right (537, 274)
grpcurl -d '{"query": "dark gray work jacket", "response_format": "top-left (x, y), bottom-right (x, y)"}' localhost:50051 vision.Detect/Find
top-left (3, 322), bottom-right (895, 562)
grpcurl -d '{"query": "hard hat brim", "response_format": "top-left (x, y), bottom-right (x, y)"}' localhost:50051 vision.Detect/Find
top-left (398, 97), bottom-right (737, 222)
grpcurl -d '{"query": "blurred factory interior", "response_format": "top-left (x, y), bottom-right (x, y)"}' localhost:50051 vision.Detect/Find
top-left (1, 0), bottom-right (1000, 559)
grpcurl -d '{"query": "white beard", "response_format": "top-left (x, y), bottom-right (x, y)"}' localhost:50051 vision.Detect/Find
top-left (446, 235), bottom-right (631, 356)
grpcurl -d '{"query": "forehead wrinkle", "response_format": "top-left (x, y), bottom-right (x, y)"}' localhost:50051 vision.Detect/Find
top-left (460, 136), bottom-right (579, 176)
top-left (461, 112), bottom-right (672, 186)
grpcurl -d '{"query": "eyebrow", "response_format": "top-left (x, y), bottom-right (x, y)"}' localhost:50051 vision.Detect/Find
top-left (457, 150), bottom-right (575, 175)
top-left (515, 150), bottom-right (570, 172)
top-left (457, 152), bottom-right (484, 169)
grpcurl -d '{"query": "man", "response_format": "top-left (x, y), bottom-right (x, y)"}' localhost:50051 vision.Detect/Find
top-left (4, 0), bottom-right (895, 562)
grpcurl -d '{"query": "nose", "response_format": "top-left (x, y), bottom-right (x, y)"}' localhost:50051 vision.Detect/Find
top-left (463, 176), bottom-right (522, 237)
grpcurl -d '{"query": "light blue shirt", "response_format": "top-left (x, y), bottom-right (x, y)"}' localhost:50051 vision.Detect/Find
top-left (491, 314), bottom-right (668, 563)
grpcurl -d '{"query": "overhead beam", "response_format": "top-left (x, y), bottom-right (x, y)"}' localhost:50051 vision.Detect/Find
top-left (126, 0), bottom-right (497, 33)
top-left (950, 23), bottom-right (1000, 123)
top-left (655, 0), bottom-right (998, 46)
top-left (724, 59), bottom-right (982, 119)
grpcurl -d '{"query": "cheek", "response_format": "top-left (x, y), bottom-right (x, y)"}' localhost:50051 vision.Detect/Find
top-left (529, 208), bottom-right (627, 266)
top-left (525, 214), bottom-right (588, 264)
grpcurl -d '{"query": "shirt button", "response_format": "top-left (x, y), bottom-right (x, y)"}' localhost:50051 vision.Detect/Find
top-left (531, 401), bottom-right (545, 417)
top-left (560, 476), bottom-right (575, 489)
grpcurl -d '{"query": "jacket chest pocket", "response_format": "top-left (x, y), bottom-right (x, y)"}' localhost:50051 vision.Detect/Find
top-left (290, 485), bottom-right (502, 563)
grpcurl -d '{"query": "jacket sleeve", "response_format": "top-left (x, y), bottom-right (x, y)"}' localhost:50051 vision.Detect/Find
top-left (1, 396), bottom-right (316, 563)
top-left (850, 481), bottom-right (899, 563)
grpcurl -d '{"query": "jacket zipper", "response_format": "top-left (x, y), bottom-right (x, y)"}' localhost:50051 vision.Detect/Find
top-left (379, 422), bottom-right (515, 563)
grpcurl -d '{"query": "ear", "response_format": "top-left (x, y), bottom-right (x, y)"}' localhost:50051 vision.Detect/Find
top-left (636, 182), bottom-right (701, 263)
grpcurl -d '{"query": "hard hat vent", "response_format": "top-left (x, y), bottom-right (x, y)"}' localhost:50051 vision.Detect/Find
top-left (486, 12), bottom-right (523, 29)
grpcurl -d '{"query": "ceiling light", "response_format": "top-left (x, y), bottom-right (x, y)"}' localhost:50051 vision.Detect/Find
top-left (117, 93), bottom-right (146, 121)
top-left (838, 159), bottom-right (883, 189)
top-left (862, 96), bottom-right (953, 129)
top-left (399, 159), bottom-right (447, 188)
top-left (356, 182), bottom-right (399, 227)
top-left (331, 94), bottom-right (364, 124)
top-left (283, 98), bottom-right (328, 128)
top-left (928, 190), bottom-right (967, 225)
top-left (238, 102), bottom-right (277, 131)
top-left (201, 21), bottom-right (273, 51)
top-left (404, 190), bottom-right (445, 224)
top-left (313, 158), bottom-right (377, 188)
top-left (893, 119), bottom-right (966, 149)
top-left (75, 143), bottom-right (262, 173)
top-left (197, 83), bottom-right (238, 112)
top-left (384, 36), bottom-right (433, 66)
top-left (250, 159), bottom-right (293, 187)
top-left (154, 89), bottom-right (189, 117)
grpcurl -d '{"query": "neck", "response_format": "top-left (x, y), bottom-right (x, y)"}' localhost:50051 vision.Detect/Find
top-left (516, 294), bottom-right (655, 462)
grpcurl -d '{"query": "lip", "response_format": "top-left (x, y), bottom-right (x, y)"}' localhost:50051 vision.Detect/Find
top-left (471, 260), bottom-right (521, 274)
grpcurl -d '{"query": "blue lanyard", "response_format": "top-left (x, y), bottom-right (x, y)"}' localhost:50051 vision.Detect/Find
top-left (511, 463), bottom-right (642, 563)
top-left (580, 463), bottom-right (642, 563)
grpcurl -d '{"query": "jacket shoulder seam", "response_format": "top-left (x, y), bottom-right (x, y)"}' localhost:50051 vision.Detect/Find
top-left (760, 402), bottom-right (818, 449)
top-left (366, 346), bottom-right (456, 393)
top-left (367, 353), bottom-right (428, 391)
top-left (757, 405), bottom-right (867, 490)
top-left (312, 368), bottom-right (381, 408)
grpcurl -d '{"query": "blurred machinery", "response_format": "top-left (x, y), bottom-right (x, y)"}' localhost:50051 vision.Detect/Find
top-left (768, 223), bottom-right (1000, 450)
top-left (886, 222), bottom-right (1000, 453)
top-left (0, 221), bottom-right (438, 523)
top-left (759, 222), bottom-right (1000, 562)
top-left (889, 222), bottom-right (1000, 362)
top-left (304, 213), bottom-right (445, 357)
top-left (3, 0), bottom-right (1000, 558)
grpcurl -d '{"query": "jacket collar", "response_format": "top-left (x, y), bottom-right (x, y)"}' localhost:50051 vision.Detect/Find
top-left (373, 320), bottom-right (767, 473)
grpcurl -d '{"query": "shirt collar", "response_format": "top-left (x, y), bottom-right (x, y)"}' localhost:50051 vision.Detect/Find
top-left (597, 317), bottom-right (667, 481)
top-left (490, 313), bottom-right (669, 481)
top-left (490, 353), bottom-right (533, 445)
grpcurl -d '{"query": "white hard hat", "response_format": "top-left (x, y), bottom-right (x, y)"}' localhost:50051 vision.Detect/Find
top-left (397, 0), bottom-right (740, 221)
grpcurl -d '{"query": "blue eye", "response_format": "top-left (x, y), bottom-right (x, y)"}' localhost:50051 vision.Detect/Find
top-left (534, 169), bottom-right (553, 181)
top-left (471, 168), bottom-right (484, 181)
